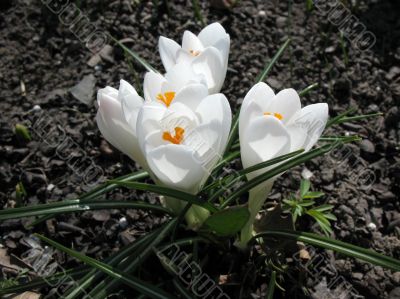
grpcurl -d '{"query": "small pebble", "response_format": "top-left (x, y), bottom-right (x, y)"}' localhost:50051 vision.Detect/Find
top-left (33, 105), bottom-right (41, 111)
top-left (301, 167), bottom-right (314, 180)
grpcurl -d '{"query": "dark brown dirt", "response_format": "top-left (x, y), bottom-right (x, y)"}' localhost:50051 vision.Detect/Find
top-left (0, 0), bottom-right (399, 298)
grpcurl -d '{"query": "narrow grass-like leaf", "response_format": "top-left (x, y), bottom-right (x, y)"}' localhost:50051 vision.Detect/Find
top-left (223, 112), bottom-right (240, 156)
top-left (0, 200), bottom-right (171, 221)
top-left (298, 83), bottom-right (318, 97)
top-left (35, 234), bottom-right (175, 299)
top-left (325, 107), bottom-right (357, 128)
top-left (266, 271), bottom-right (276, 299)
top-left (255, 230), bottom-right (400, 272)
top-left (332, 113), bottom-right (383, 126)
top-left (28, 170), bottom-right (149, 226)
top-left (220, 141), bottom-right (352, 209)
top-left (110, 180), bottom-right (218, 212)
top-left (86, 218), bottom-right (178, 299)
top-left (204, 150), bottom-right (241, 189)
top-left (110, 36), bottom-right (158, 73)
top-left (81, 170), bottom-right (149, 201)
top-left (205, 150), bottom-right (304, 203)
top-left (173, 279), bottom-right (193, 299)
top-left (0, 267), bottom-right (89, 296)
top-left (256, 38), bottom-right (291, 83)
top-left (64, 227), bottom-right (162, 299)
top-left (191, 0), bottom-right (205, 26)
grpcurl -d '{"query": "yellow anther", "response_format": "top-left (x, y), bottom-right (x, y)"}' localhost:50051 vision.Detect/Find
top-left (189, 49), bottom-right (200, 56)
top-left (264, 112), bottom-right (283, 120)
top-left (157, 91), bottom-right (176, 107)
top-left (162, 127), bottom-right (185, 144)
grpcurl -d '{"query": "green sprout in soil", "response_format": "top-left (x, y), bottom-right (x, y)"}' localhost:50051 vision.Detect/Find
top-left (283, 179), bottom-right (336, 235)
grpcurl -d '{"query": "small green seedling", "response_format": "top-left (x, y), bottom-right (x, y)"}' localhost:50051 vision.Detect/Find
top-left (15, 123), bottom-right (31, 142)
top-left (15, 182), bottom-right (27, 207)
top-left (283, 179), bottom-right (336, 235)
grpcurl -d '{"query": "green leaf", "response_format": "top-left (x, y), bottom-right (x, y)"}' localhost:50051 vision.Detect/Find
top-left (266, 271), bottom-right (277, 299)
top-left (254, 230), bottom-right (400, 272)
top-left (299, 200), bottom-right (316, 207)
top-left (191, 0), bottom-right (205, 26)
top-left (110, 36), bottom-right (158, 73)
top-left (29, 170), bottom-right (149, 227)
top-left (201, 206), bottom-right (250, 236)
top-left (325, 107), bottom-right (357, 128)
top-left (35, 233), bottom-right (175, 299)
top-left (110, 180), bottom-right (218, 213)
top-left (256, 38), bottom-right (291, 83)
top-left (63, 228), bottom-right (162, 299)
top-left (85, 219), bottom-right (178, 299)
top-left (298, 83), bottom-right (318, 97)
top-left (303, 191), bottom-right (325, 199)
top-left (312, 204), bottom-right (334, 212)
top-left (0, 267), bottom-right (89, 296)
top-left (221, 143), bottom-right (348, 209)
top-left (300, 179), bottom-right (311, 198)
top-left (205, 149), bottom-right (304, 202)
top-left (0, 200), bottom-right (172, 221)
top-left (15, 123), bottom-right (31, 141)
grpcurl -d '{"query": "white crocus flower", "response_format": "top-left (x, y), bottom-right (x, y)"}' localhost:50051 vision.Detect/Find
top-left (238, 82), bottom-right (329, 247)
top-left (158, 22), bottom-right (230, 94)
top-left (136, 92), bottom-right (232, 228)
top-left (143, 63), bottom-right (208, 111)
top-left (97, 77), bottom-right (232, 229)
top-left (96, 79), bottom-right (147, 169)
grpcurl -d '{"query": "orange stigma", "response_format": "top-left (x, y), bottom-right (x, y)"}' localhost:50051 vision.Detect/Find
top-left (157, 91), bottom-right (176, 107)
top-left (163, 127), bottom-right (185, 144)
top-left (264, 112), bottom-right (283, 120)
top-left (189, 49), bottom-right (200, 56)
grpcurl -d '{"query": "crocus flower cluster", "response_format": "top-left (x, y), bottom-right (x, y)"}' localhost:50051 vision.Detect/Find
top-left (96, 23), bottom-right (329, 241)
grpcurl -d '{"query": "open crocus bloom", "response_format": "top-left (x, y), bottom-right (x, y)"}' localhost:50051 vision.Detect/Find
top-left (237, 82), bottom-right (329, 247)
top-left (143, 63), bottom-right (208, 111)
top-left (96, 79), bottom-right (147, 169)
top-left (96, 78), bottom-right (232, 229)
top-left (137, 93), bottom-right (231, 193)
top-left (136, 93), bottom-right (232, 228)
top-left (158, 22), bottom-right (230, 94)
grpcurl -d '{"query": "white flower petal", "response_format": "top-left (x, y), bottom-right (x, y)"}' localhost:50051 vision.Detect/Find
top-left (287, 103), bottom-right (329, 151)
top-left (185, 122), bottom-right (221, 171)
top-left (195, 93), bottom-right (232, 155)
top-left (267, 88), bottom-right (301, 123)
top-left (182, 31), bottom-right (204, 52)
top-left (97, 86), bottom-right (118, 105)
top-left (173, 83), bottom-right (208, 112)
top-left (239, 82), bottom-right (275, 137)
top-left (119, 80), bottom-right (144, 135)
top-left (240, 115), bottom-right (291, 179)
top-left (143, 71), bottom-right (166, 102)
top-left (192, 47), bottom-right (225, 93)
top-left (159, 36), bottom-right (181, 71)
top-left (198, 22), bottom-right (230, 68)
top-left (136, 102), bottom-right (168, 154)
top-left (146, 144), bottom-right (207, 193)
top-left (164, 63), bottom-right (206, 92)
top-left (96, 89), bottom-right (145, 166)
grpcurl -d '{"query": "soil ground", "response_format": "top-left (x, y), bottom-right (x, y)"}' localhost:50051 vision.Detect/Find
top-left (0, 0), bottom-right (399, 298)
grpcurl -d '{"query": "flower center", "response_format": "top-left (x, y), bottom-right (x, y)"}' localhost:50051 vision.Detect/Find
top-left (157, 91), bottom-right (176, 107)
top-left (264, 112), bottom-right (283, 120)
top-left (163, 127), bottom-right (185, 144)
top-left (189, 49), bottom-right (200, 57)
